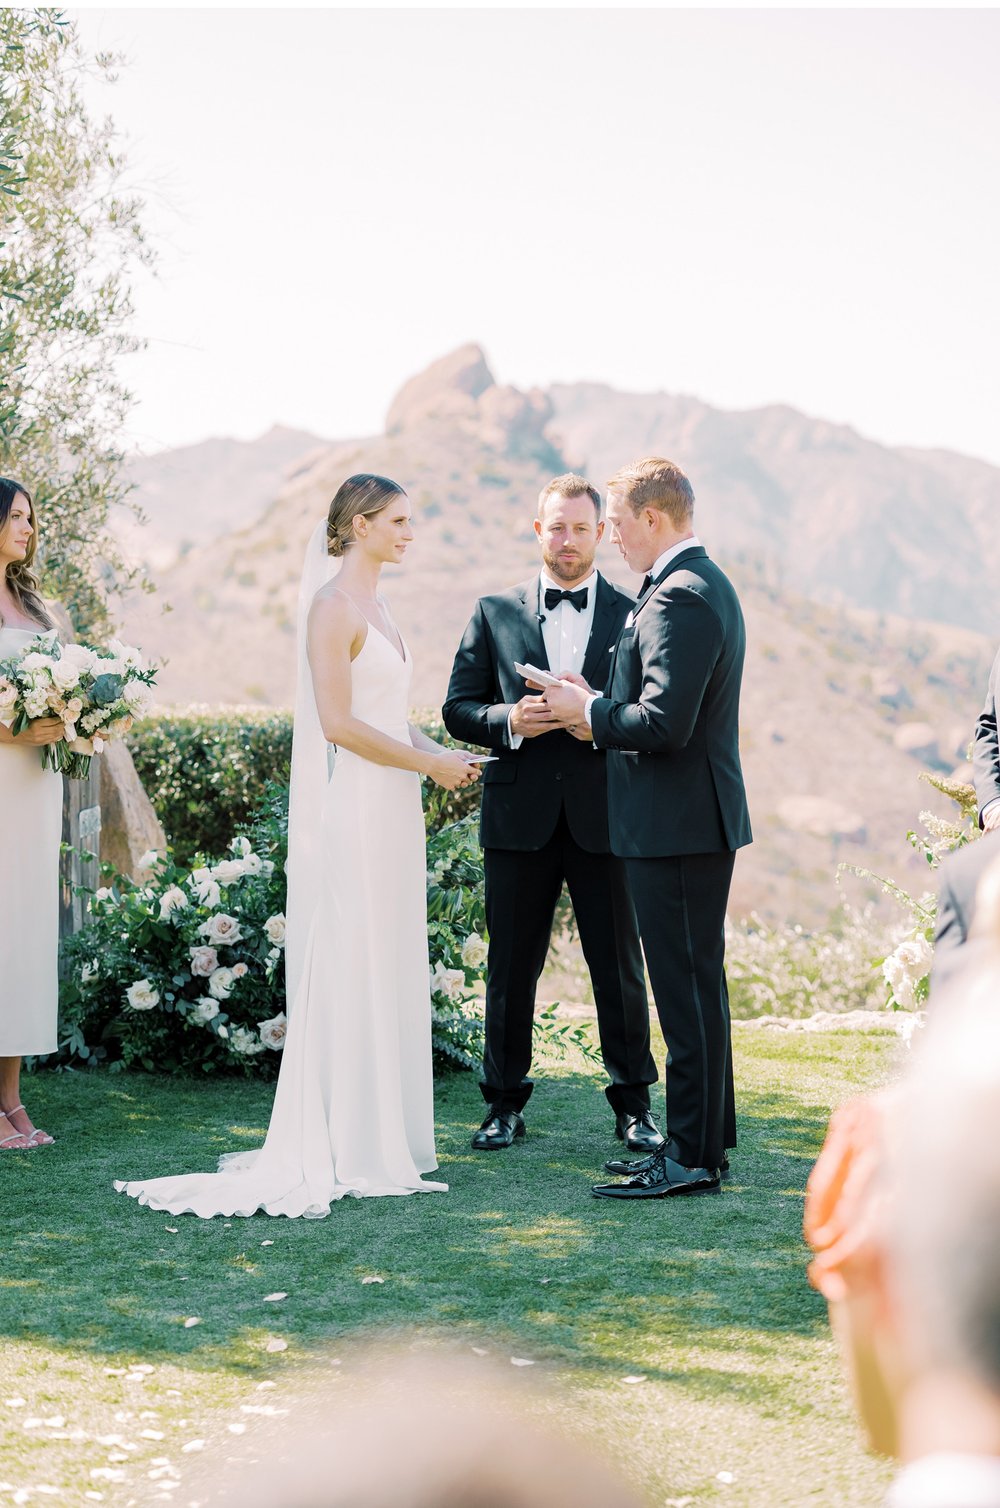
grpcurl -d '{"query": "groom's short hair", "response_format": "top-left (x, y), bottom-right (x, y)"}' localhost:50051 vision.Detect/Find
top-left (537, 473), bottom-right (601, 518)
top-left (608, 457), bottom-right (695, 525)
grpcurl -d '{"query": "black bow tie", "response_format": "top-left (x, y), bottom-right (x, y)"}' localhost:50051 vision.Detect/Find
top-left (638, 574), bottom-right (654, 597)
top-left (544, 586), bottom-right (588, 612)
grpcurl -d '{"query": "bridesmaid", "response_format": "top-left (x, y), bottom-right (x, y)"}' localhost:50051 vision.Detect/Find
top-left (0, 479), bottom-right (63, 1150)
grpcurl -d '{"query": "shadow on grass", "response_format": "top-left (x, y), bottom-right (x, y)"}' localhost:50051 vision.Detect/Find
top-left (0, 1045), bottom-right (856, 1427)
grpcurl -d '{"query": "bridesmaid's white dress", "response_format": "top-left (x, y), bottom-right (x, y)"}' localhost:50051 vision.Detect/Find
top-left (0, 624), bottom-right (62, 1057)
top-left (114, 624), bottom-right (446, 1216)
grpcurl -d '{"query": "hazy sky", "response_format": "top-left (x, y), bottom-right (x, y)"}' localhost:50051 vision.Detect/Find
top-left (74, 8), bottom-right (1000, 466)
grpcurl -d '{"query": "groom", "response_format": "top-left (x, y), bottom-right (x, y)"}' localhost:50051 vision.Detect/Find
top-left (545, 457), bottom-right (751, 1199)
top-left (443, 473), bottom-right (658, 1152)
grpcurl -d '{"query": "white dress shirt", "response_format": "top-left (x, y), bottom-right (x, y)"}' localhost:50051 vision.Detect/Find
top-left (886, 1453), bottom-right (1000, 1507)
top-left (507, 569), bottom-right (598, 749)
top-left (582, 536), bottom-right (702, 729)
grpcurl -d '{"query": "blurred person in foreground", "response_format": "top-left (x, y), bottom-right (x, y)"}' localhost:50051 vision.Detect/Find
top-left (932, 831), bottom-right (1000, 993)
top-left (805, 853), bottom-right (1000, 1506)
top-left (973, 645), bottom-right (1000, 833)
top-left (212, 1357), bottom-right (646, 1508)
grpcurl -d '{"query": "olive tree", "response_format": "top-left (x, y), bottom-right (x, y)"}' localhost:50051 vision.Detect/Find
top-left (0, 8), bottom-right (151, 632)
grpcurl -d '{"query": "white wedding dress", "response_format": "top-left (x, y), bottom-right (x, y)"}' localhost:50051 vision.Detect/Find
top-left (114, 554), bottom-right (446, 1217)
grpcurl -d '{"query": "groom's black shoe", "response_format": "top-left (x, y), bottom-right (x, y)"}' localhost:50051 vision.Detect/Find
top-left (471, 1110), bottom-right (525, 1151)
top-left (592, 1148), bottom-right (721, 1199)
top-left (614, 1110), bottom-right (665, 1154)
top-left (604, 1150), bottom-right (730, 1179)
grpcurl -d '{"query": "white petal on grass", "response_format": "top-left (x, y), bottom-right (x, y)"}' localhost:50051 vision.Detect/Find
top-left (260, 1240), bottom-right (274, 1247)
top-left (22, 1418), bottom-right (42, 1429)
top-left (510, 1357), bottom-right (535, 1367)
top-left (716, 1472), bottom-right (736, 1485)
top-left (621, 1375), bottom-right (645, 1385)
top-left (103, 1369), bottom-right (125, 1377)
top-left (140, 1429), bottom-right (165, 1440)
top-left (470, 1347), bottom-right (489, 1357)
top-left (84, 1495), bottom-right (104, 1503)
top-left (4, 1397), bottom-right (27, 1407)
top-left (181, 1441), bottom-right (206, 1454)
top-left (256, 1381), bottom-right (277, 1390)
top-left (164, 1227), bottom-right (178, 1235)
top-left (130, 1365), bottom-right (155, 1375)
top-left (42, 1415), bottom-right (65, 1427)
top-left (262, 1292), bottom-right (287, 1303)
top-left (264, 1337), bottom-right (287, 1353)
top-left (360, 1276), bottom-right (384, 1285)
top-left (228, 1423), bottom-right (247, 1435)
top-left (183, 1317), bottom-right (201, 1329)
top-left (107, 1452), bottom-right (129, 1464)
top-left (90, 1469), bottom-right (126, 1482)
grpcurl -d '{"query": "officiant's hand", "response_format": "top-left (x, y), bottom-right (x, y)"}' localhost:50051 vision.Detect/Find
top-left (509, 695), bottom-right (563, 739)
top-left (425, 751), bottom-right (482, 791)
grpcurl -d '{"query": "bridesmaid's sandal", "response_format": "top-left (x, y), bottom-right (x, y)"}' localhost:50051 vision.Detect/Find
top-left (0, 1114), bottom-right (33, 1151)
top-left (3, 1105), bottom-right (51, 1148)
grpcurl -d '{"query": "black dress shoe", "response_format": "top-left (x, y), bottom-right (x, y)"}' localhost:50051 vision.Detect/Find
top-left (604, 1150), bottom-right (731, 1179)
top-left (614, 1110), bottom-right (665, 1154)
top-left (471, 1110), bottom-right (525, 1151)
top-left (592, 1150), bottom-right (721, 1199)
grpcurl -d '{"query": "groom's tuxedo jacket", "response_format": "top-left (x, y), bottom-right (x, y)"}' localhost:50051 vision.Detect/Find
top-left (442, 572), bottom-right (633, 852)
top-left (591, 545), bottom-right (752, 858)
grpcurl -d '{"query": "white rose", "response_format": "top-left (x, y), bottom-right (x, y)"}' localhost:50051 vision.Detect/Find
top-left (266, 946), bottom-right (280, 966)
top-left (122, 681), bottom-right (153, 717)
top-left (430, 960), bottom-right (466, 1003)
top-left (80, 959), bottom-right (98, 984)
top-left (49, 658), bottom-right (82, 693)
top-left (137, 850), bottom-right (161, 874)
top-left (207, 967), bottom-right (235, 1001)
top-left (461, 932), bottom-right (489, 970)
top-left (232, 962), bottom-right (248, 979)
top-left (159, 886), bottom-right (189, 921)
top-left (126, 979), bottom-right (160, 1011)
top-left (258, 1013), bottom-right (288, 1051)
top-left (217, 1024), bottom-right (230, 1039)
top-left (200, 913), bottom-right (243, 946)
top-left (193, 997), bottom-right (219, 1023)
top-left (211, 858), bottom-right (247, 886)
top-left (240, 852), bottom-right (263, 877)
top-left (231, 836), bottom-right (252, 857)
top-left (60, 643), bottom-right (99, 678)
top-left (263, 913), bottom-right (286, 947)
top-left (107, 638), bottom-right (144, 672)
top-left (189, 868), bottom-right (222, 909)
top-left (894, 936), bottom-right (934, 981)
top-left (230, 1025), bottom-right (265, 1056)
top-left (189, 945), bottom-right (219, 977)
top-left (20, 651), bottom-right (54, 673)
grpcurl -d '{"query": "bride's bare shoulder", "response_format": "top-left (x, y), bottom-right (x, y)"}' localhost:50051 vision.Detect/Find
top-left (308, 586), bottom-right (364, 641)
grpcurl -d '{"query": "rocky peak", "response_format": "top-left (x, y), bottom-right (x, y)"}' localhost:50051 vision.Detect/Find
top-left (386, 343), bottom-right (496, 433)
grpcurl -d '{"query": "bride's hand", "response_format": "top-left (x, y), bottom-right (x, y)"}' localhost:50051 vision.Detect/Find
top-left (425, 751), bottom-right (482, 791)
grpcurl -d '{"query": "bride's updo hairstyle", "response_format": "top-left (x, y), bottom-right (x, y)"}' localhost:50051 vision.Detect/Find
top-left (0, 477), bottom-right (53, 628)
top-left (326, 474), bottom-right (407, 558)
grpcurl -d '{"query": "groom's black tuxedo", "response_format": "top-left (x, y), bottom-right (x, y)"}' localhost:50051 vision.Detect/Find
top-left (590, 545), bottom-right (751, 1170)
top-left (443, 573), bottom-right (656, 1117)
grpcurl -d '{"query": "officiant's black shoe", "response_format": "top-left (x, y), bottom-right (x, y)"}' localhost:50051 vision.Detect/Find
top-left (604, 1151), bottom-right (730, 1179)
top-left (614, 1110), bottom-right (665, 1154)
top-left (471, 1110), bottom-right (525, 1151)
top-left (592, 1149), bottom-right (721, 1199)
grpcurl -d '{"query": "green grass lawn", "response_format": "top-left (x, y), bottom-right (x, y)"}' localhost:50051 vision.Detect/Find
top-left (0, 1026), bottom-right (900, 1506)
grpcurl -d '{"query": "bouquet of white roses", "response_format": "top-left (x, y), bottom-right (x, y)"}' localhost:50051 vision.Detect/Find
top-left (0, 630), bottom-right (158, 778)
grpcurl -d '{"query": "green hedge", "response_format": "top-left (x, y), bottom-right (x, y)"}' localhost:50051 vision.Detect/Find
top-left (129, 707), bottom-right (482, 863)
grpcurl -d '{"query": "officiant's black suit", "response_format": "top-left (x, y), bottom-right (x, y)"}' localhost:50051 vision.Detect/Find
top-left (590, 546), bottom-right (751, 1171)
top-left (442, 573), bottom-right (657, 1118)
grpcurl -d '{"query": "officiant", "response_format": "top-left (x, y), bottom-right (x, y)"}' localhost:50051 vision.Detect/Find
top-left (443, 474), bottom-right (658, 1152)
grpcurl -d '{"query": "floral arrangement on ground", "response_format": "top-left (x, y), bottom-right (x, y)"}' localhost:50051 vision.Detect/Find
top-left (55, 790), bottom-right (494, 1077)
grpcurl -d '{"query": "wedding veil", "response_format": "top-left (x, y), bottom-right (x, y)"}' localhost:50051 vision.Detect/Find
top-left (284, 518), bottom-right (335, 1012)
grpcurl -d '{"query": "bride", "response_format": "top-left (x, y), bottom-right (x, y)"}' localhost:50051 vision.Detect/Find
top-left (115, 474), bottom-right (481, 1217)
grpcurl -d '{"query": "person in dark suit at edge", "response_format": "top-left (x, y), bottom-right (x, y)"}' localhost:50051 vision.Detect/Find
top-left (443, 474), bottom-right (659, 1154)
top-left (545, 457), bottom-right (750, 1199)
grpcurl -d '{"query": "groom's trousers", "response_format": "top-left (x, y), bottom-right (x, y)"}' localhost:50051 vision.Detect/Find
top-left (481, 808), bottom-right (657, 1116)
top-left (624, 850), bottom-right (737, 1170)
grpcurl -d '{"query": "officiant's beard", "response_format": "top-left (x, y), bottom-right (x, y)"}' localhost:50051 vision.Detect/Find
top-left (540, 542), bottom-right (597, 586)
